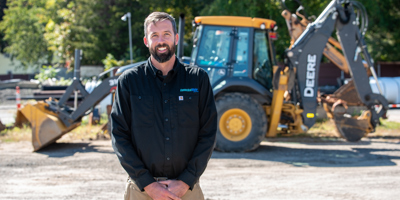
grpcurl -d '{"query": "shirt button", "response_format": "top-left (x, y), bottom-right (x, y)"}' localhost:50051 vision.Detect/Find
top-left (165, 118), bottom-right (168, 122)
top-left (164, 100), bottom-right (168, 103)
top-left (167, 157), bottom-right (170, 161)
top-left (164, 83), bottom-right (166, 86)
top-left (166, 137), bottom-right (170, 141)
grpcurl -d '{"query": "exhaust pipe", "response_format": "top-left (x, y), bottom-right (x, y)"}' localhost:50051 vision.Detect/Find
top-left (177, 13), bottom-right (185, 60)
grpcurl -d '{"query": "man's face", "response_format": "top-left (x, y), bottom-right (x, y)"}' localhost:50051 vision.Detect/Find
top-left (144, 20), bottom-right (179, 63)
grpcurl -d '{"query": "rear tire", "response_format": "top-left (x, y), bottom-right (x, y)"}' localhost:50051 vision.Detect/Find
top-left (215, 93), bottom-right (267, 152)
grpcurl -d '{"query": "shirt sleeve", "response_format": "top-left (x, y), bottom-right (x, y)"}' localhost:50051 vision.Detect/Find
top-left (110, 74), bottom-right (155, 191)
top-left (177, 71), bottom-right (217, 189)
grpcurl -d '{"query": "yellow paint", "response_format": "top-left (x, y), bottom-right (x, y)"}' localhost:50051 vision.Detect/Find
top-left (219, 108), bottom-right (252, 141)
top-left (306, 113), bottom-right (315, 118)
top-left (194, 16), bottom-right (276, 29)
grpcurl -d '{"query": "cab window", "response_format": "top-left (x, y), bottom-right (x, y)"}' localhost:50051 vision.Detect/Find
top-left (195, 26), bottom-right (231, 67)
top-left (253, 30), bottom-right (273, 90)
top-left (233, 28), bottom-right (250, 77)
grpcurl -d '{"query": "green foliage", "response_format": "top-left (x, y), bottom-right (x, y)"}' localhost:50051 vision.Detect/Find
top-left (102, 53), bottom-right (124, 71)
top-left (34, 65), bottom-right (60, 83)
top-left (379, 120), bottom-right (400, 130)
top-left (0, 0), bottom-right (399, 69)
top-left (0, 0), bottom-right (7, 52)
top-left (0, 0), bottom-right (50, 68)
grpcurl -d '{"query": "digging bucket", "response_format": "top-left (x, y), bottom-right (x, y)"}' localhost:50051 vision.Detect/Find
top-left (16, 102), bottom-right (80, 151)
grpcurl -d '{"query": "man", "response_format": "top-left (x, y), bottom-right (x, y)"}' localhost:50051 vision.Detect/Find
top-left (111, 12), bottom-right (217, 200)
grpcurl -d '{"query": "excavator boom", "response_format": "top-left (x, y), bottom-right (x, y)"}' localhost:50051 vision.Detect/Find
top-left (284, 0), bottom-right (388, 140)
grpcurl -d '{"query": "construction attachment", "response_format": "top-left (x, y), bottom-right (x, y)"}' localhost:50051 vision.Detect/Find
top-left (15, 49), bottom-right (119, 151)
top-left (16, 102), bottom-right (80, 151)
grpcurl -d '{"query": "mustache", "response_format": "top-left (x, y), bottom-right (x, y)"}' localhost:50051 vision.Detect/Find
top-left (155, 44), bottom-right (169, 49)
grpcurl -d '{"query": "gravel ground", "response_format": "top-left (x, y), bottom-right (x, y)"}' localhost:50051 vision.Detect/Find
top-left (1, 88), bottom-right (400, 199)
top-left (1, 138), bottom-right (400, 200)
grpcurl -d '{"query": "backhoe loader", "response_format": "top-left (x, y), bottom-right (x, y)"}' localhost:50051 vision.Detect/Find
top-left (190, 0), bottom-right (387, 152)
top-left (16, 0), bottom-right (387, 152)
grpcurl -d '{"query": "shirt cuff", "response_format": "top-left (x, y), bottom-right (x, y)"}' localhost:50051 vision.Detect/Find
top-left (133, 172), bottom-right (156, 191)
top-left (177, 169), bottom-right (198, 190)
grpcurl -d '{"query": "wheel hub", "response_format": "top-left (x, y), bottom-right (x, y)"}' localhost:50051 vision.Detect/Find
top-left (227, 116), bottom-right (244, 134)
top-left (219, 108), bottom-right (252, 141)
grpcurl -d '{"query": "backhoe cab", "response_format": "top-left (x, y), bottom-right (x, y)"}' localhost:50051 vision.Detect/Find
top-left (191, 16), bottom-right (307, 152)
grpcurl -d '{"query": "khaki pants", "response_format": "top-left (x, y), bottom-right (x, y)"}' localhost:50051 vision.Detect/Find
top-left (124, 178), bottom-right (204, 200)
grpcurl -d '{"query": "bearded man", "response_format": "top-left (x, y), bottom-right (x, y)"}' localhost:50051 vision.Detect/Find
top-left (110, 11), bottom-right (217, 200)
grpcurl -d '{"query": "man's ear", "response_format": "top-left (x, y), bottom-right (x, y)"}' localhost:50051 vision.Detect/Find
top-left (143, 36), bottom-right (148, 47)
top-left (175, 34), bottom-right (179, 45)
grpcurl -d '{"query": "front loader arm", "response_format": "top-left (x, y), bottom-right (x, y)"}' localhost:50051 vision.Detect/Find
top-left (285, 0), bottom-right (388, 136)
top-left (50, 76), bottom-right (119, 127)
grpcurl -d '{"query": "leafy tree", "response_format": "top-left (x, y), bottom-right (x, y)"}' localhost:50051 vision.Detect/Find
top-left (0, 0), bottom-right (50, 68)
top-left (1, 0), bottom-right (399, 71)
top-left (0, 0), bottom-right (7, 53)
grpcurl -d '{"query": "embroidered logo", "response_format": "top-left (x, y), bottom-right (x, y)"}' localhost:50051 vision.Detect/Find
top-left (180, 88), bottom-right (199, 93)
top-left (179, 96), bottom-right (184, 101)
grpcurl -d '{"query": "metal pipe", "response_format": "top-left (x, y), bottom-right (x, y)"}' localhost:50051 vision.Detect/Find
top-left (128, 12), bottom-right (133, 64)
top-left (74, 49), bottom-right (81, 80)
top-left (177, 13), bottom-right (185, 59)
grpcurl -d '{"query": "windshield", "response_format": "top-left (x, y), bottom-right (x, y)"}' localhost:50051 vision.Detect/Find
top-left (191, 25), bottom-right (231, 86)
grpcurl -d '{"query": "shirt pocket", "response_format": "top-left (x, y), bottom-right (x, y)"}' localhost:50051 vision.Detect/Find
top-left (131, 95), bottom-right (154, 127)
top-left (177, 94), bottom-right (199, 127)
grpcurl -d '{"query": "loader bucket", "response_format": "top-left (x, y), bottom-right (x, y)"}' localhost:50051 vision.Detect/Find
top-left (17, 102), bottom-right (80, 151)
top-left (321, 81), bottom-right (375, 142)
top-left (333, 110), bottom-right (373, 142)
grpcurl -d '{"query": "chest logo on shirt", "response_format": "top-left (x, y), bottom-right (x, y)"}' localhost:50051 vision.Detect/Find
top-left (180, 88), bottom-right (199, 93)
top-left (179, 96), bottom-right (184, 101)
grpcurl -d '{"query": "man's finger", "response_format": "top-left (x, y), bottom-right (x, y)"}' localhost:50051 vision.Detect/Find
top-left (168, 192), bottom-right (182, 200)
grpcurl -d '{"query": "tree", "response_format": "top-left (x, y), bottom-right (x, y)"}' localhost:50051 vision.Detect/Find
top-left (0, 0), bottom-right (7, 53)
top-left (0, 0), bottom-right (50, 68)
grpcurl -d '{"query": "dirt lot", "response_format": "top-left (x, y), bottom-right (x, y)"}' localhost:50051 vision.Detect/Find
top-left (1, 137), bottom-right (400, 200)
top-left (1, 89), bottom-right (400, 199)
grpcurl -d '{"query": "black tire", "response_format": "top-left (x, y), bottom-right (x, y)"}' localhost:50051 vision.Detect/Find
top-left (215, 93), bottom-right (267, 152)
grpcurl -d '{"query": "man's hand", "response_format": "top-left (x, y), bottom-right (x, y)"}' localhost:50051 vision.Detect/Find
top-left (144, 182), bottom-right (181, 200)
top-left (158, 180), bottom-right (189, 198)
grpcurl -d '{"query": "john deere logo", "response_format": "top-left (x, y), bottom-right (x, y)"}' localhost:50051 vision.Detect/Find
top-left (180, 88), bottom-right (199, 93)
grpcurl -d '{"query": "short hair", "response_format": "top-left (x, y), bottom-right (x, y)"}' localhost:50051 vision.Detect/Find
top-left (144, 12), bottom-right (177, 38)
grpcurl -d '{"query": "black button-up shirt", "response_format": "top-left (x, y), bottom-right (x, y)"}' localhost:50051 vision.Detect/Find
top-left (111, 57), bottom-right (217, 191)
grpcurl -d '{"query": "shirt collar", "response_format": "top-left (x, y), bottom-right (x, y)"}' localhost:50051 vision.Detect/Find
top-left (147, 56), bottom-right (180, 82)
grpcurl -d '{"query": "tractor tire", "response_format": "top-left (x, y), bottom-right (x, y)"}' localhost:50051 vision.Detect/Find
top-left (215, 93), bottom-right (267, 152)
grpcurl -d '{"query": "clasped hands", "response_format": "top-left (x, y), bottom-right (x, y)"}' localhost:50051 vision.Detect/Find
top-left (144, 179), bottom-right (189, 200)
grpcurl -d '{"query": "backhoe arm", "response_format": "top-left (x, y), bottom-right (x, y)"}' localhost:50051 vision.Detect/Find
top-left (285, 0), bottom-right (388, 138)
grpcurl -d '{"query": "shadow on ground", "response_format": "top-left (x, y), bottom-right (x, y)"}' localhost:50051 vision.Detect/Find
top-left (212, 138), bottom-right (400, 167)
top-left (36, 141), bottom-right (114, 158)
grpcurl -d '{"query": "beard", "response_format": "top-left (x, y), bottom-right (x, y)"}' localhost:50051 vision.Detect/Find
top-left (149, 42), bottom-right (176, 63)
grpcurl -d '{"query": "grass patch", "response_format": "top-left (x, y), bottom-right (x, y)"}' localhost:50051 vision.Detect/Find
top-left (378, 120), bottom-right (400, 130)
top-left (0, 114), bottom-right (110, 143)
top-left (307, 120), bottom-right (340, 138)
top-left (0, 125), bottom-right (32, 142)
top-left (307, 119), bottom-right (400, 138)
